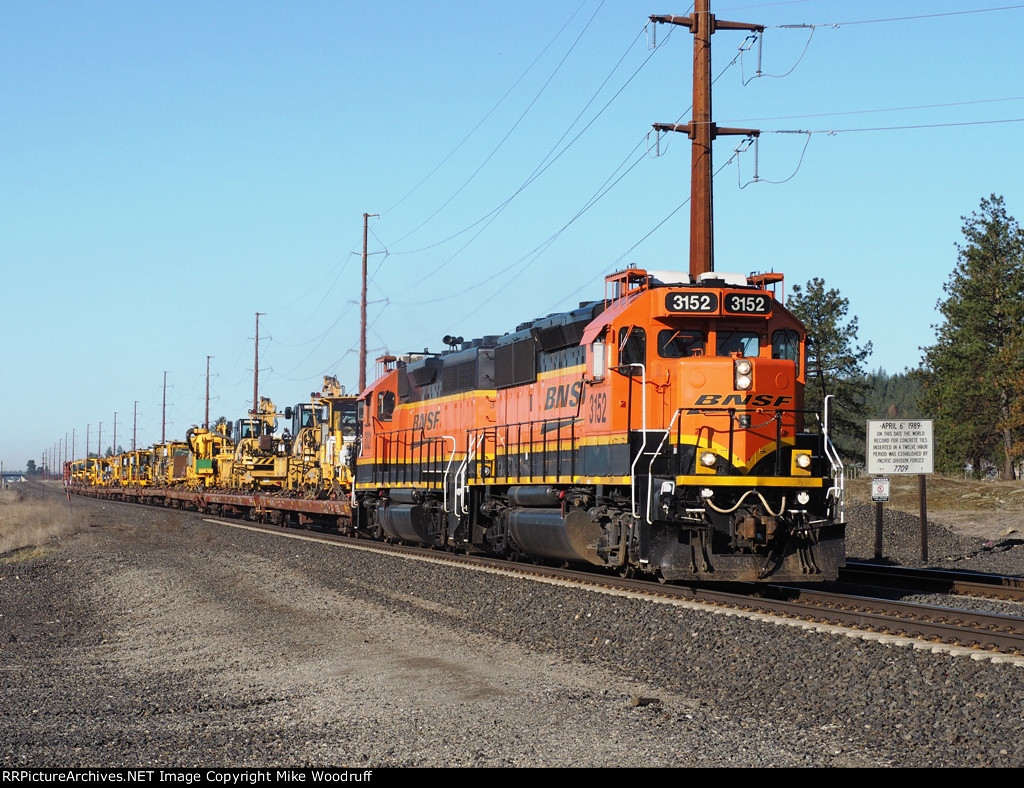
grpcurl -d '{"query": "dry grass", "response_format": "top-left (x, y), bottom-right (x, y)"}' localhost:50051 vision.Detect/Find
top-left (0, 486), bottom-right (91, 561)
top-left (846, 472), bottom-right (1024, 513)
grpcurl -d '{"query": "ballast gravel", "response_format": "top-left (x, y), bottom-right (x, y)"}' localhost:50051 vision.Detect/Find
top-left (2, 486), bottom-right (1024, 769)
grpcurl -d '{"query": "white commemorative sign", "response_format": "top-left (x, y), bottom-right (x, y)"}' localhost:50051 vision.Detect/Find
top-left (866, 420), bottom-right (933, 475)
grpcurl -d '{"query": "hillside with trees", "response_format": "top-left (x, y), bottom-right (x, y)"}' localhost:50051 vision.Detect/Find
top-left (863, 369), bottom-right (921, 420)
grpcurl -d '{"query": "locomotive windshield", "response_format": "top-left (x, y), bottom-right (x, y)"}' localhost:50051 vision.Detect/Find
top-left (658, 329), bottom-right (705, 358)
top-left (715, 330), bottom-right (759, 357)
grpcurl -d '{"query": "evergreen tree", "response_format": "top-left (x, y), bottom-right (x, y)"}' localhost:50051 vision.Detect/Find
top-left (863, 369), bottom-right (922, 420)
top-left (787, 277), bottom-right (873, 464)
top-left (918, 194), bottom-right (1024, 479)
top-left (997, 329), bottom-right (1024, 480)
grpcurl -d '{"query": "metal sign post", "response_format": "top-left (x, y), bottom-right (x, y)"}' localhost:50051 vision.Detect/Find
top-left (871, 476), bottom-right (890, 559)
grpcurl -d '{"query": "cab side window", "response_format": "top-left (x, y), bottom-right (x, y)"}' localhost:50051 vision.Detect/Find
top-left (618, 326), bottom-right (646, 374)
top-left (377, 390), bottom-right (396, 421)
top-left (772, 329), bottom-right (801, 372)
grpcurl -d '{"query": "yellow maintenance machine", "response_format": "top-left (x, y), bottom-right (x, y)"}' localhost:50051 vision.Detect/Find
top-left (128, 448), bottom-right (153, 487)
top-left (69, 459), bottom-right (88, 486)
top-left (229, 396), bottom-right (290, 491)
top-left (316, 375), bottom-right (359, 497)
top-left (91, 456), bottom-right (112, 486)
top-left (152, 440), bottom-right (191, 487)
top-left (284, 375), bottom-right (359, 497)
top-left (185, 423), bottom-right (234, 489)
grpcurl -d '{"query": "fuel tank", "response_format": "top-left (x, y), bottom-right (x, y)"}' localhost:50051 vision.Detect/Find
top-left (379, 503), bottom-right (434, 545)
top-left (507, 507), bottom-right (603, 566)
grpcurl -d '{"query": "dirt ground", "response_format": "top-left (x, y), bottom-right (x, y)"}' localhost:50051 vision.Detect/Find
top-left (4, 479), bottom-right (1024, 767)
top-left (845, 473), bottom-right (1024, 542)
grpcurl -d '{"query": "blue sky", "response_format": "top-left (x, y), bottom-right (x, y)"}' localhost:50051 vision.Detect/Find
top-left (2, 1), bottom-right (1023, 471)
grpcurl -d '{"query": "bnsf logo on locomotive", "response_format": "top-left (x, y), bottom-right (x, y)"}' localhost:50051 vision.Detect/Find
top-left (544, 381), bottom-right (585, 410)
top-left (413, 410), bottom-right (441, 431)
top-left (691, 394), bottom-right (793, 407)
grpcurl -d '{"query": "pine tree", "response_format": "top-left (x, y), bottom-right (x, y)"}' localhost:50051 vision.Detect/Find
top-left (918, 194), bottom-right (1024, 479)
top-left (787, 278), bottom-right (873, 464)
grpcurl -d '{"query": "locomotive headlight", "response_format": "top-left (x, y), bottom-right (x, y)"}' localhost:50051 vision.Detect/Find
top-left (699, 451), bottom-right (717, 468)
top-left (734, 359), bottom-right (753, 391)
top-left (796, 490), bottom-right (810, 505)
top-left (791, 450), bottom-right (812, 476)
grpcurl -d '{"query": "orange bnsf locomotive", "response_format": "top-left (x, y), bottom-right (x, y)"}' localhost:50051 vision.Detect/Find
top-left (352, 265), bottom-right (845, 583)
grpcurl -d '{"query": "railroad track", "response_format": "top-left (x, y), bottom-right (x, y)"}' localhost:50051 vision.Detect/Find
top-left (840, 560), bottom-right (1024, 602)
top-left (197, 514), bottom-right (1024, 662)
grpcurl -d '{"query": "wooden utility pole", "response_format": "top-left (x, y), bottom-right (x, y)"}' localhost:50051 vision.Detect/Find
top-left (253, 312), bottom-right (265, 414)
top-left (360, 213), bottom-right (377, 394)
top-left (205, 355), bottom-right (212, 429)
top-left (651, 1), bottom-right (763, 277)
top-left (161, 371), bottom-right (167, 443)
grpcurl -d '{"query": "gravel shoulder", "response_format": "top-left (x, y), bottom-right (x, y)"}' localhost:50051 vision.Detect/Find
top-left (3, 482), bottom-right (1024, 768)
